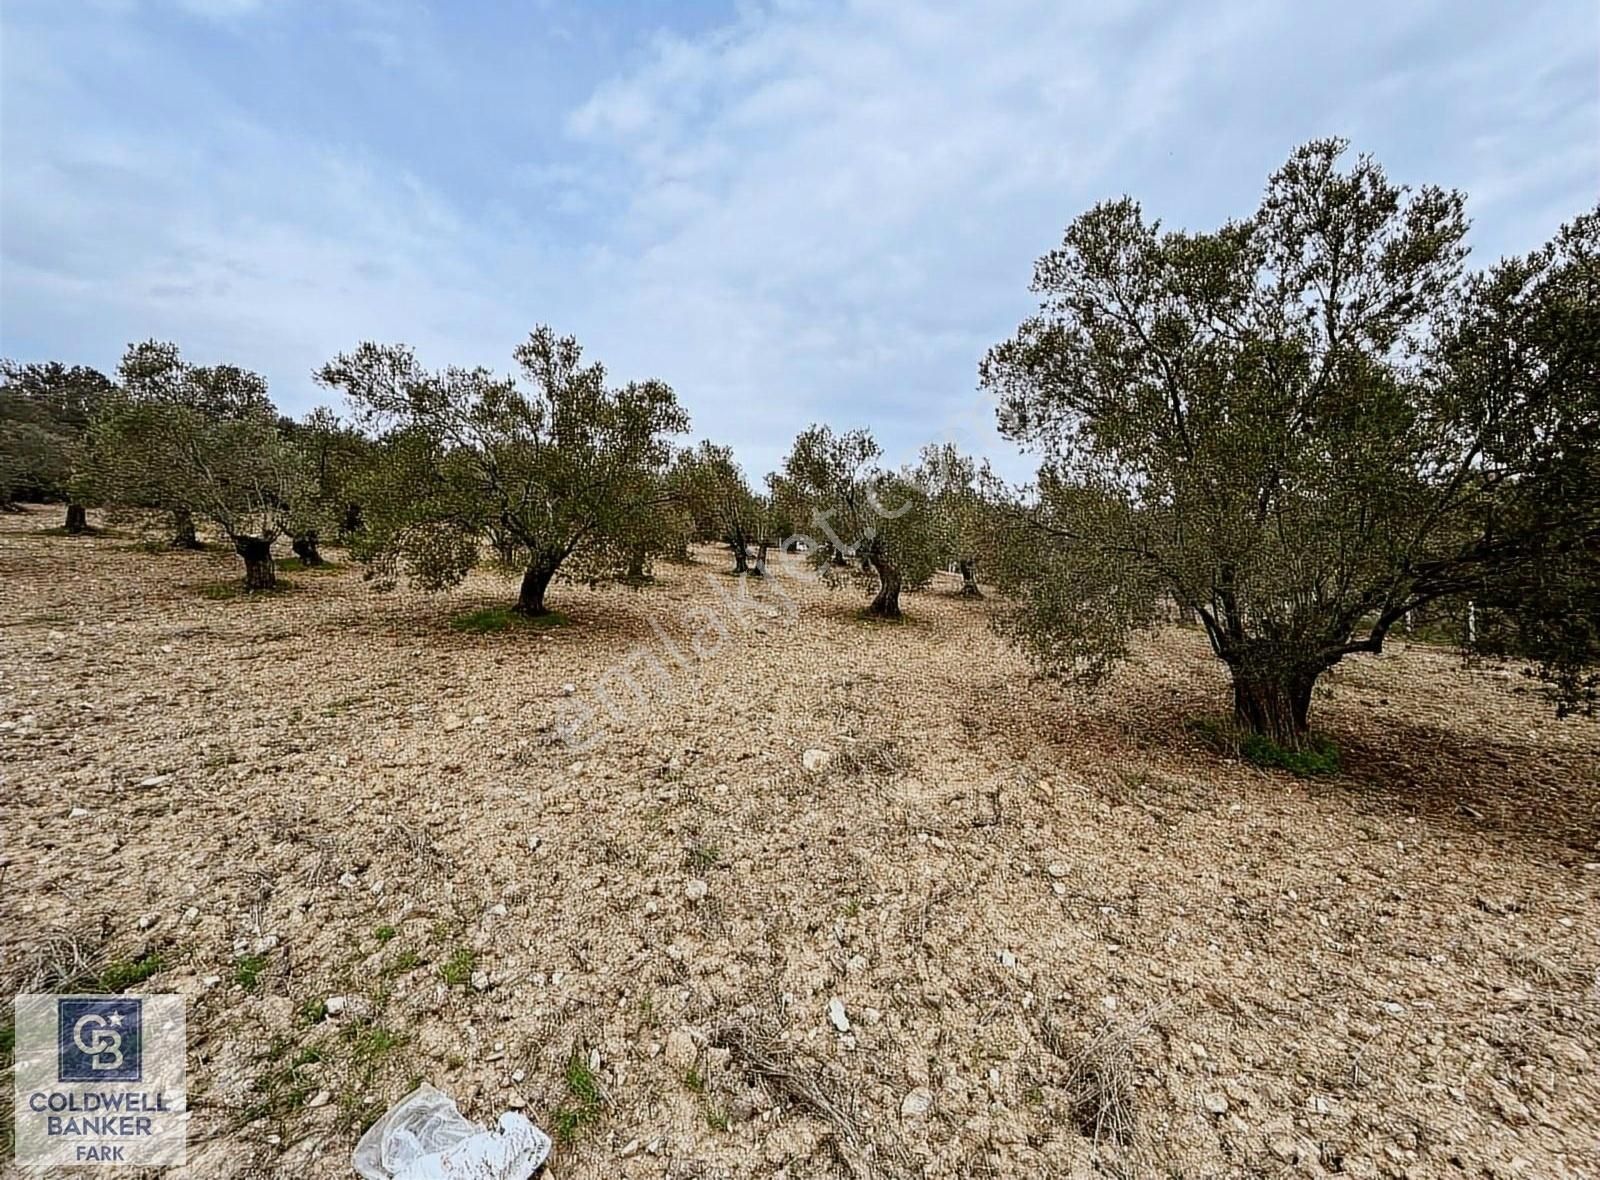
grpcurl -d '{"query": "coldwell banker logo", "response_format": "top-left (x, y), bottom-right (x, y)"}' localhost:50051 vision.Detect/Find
top-left (59, 998), bottom-right (143, 1082)
top-left (13, 993), bottom-right (187, 1167)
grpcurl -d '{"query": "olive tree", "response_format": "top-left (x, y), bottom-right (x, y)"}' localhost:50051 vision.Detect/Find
top-left (673, 441), bottom-right (769, 574)
top-left (317, 327), bottom-right (688, 616)
top-left (777, 425), bottom-right (944, 618)
top-left (90, 353), bottom-right (308, 589)
top-left (107, 340), bottom-right (277, 547)
top-left (980, 139), bottom-right (1594, 742)
top-left (1446, 209), bottom-right (1600, 715)
top-left (912, 442), bottom-right (998, 597)
top-left (0, 361), bottom-right (115, 529)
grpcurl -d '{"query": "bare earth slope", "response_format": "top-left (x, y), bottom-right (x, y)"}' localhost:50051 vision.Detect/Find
top-left (3, 505), bottom-right (1597, 1179)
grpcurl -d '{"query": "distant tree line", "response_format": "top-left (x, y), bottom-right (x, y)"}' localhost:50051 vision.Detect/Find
top-left (2, 139), bottom-right (1594, 738)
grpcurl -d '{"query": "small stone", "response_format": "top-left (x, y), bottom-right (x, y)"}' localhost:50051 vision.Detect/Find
top-left (137, 774), bottom-right (172, 788)
top-left (202, 975), bottom-right (222, 989)
top-left (620, 1139), bottom-right (641, 1158)
top-left (900, 1087), bottom-right (934, 1118)
top-left (665, 1029), bottom-right (697, 1072)
top-left (1047, 861), bottom-right (1068, 878)
top-left (471, 971), bottom-right (490, 991)
top-left (69, 807), bottom-right (91, 819)
top-left (560, 683), bottom-right (577, 696)
top-left (802, 748), bottom-right (832, 774)
top-left (1203, 1092), bottom-right (1229, 1115)
top-left (827, 997), bottom-right (850, 1032)
top-left (685, 879), bottom-right (709, 902)
top-left (324, 996), bottom-right (346, 1015)
top-left (306, 1090), bottom-right (330, 1109)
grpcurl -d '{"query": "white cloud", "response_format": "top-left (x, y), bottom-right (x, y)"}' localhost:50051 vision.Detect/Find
top-left (1, 0), bottom-right (1595, 483)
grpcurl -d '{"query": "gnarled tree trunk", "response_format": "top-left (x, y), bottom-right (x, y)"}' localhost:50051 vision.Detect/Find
top-left (516, 558), bottom-right (559, 616)
top-left (1228, 660), bottom-right (1318, 743)
top-left (64, 503), bottom-right (88, 534)
top-left (956, 559), bottom-right (981, 598)
top-left (236, 535), bottom-right (276, 591)
top-left (752, 541), bottom-right (768, 577)
top-left (171, 507), bottom-right (201, 549)
top-left (627, 545), bottom-right (648, 581)
top-left (292, 532), bottom-right (325, 566)
top-left (866, 557), bottom-right (903, 619)
top-left (731, 542), bottom-right (749, 574)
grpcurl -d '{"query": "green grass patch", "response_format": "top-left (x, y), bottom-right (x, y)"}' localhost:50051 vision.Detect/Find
top-left (1241, 732), bottom-right (1342, 777)
top-left (278, 557), bottom-right (341, 575)
top-left (197, 578), bottom-right (295, 600)
top-left (385, 949), bottom-right (423, 977)
top-left (374, 925), bottom-right (397, 943)
top-left (439, 947), bottom-right (477, 987)
top-left (552, 1052), bottom-right (605, 1145)
top-left (683, 842), bottom-right (722, 873)
top-left (96, 951), bottom-right (167, 992)
top-left (234, 954), bottom-right (269, 991)
top-left (448, 606), bottom-right (568, 634)
top-left (345, 1022), bottom-right (408, 1063)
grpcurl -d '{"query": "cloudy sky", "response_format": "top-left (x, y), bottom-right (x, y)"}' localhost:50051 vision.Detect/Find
top-left (2, 1), bottom-right (1596, 479)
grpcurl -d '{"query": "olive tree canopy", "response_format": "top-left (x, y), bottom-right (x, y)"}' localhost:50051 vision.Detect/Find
top-left (317, 327), bottom-right (689, 615)
top-left (777, 425), bottom-right (944, 619)
top-left (90, 342), bottom-right (308, 588)
top-left (982, 139), bottom-right (1598, 740)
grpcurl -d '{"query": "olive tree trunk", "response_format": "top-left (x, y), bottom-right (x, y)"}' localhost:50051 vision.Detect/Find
top-left (752, 541), bottom-right (769, 577)
top-left (291, 532), bottom-right (325, 566)
top-left (171, 507), bottom-right (201, 549)
top-left (236, 535), bottom-right (276, 590)
top-left (64, 504), bottom-right (88, 534)
top-left (731, 542), bottom-right (749, 574)
top-left (866, 557), bottom-right (903, 619)
top-left (516, 558), bottom-right (559, 616)
top-left (1228, 661), bottom-right (1318, 743)
top-left (956, 559), bottom-right (981, 598)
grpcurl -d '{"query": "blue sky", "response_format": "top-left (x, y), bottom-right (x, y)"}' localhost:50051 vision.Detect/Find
top-left (2, 1), bottom-right (1596, 480)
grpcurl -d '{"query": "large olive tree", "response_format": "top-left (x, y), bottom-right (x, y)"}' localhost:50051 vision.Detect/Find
top-left (317, 327), bottom-right (688, 616)
top-left (90, 346), bottom-right (308, 589)
top-left (776, 425), bottom-right (944, 619)
top-left (982, 139), bottom-right (1596, 741)
top-left (673, 441), bottom-right (770, 574)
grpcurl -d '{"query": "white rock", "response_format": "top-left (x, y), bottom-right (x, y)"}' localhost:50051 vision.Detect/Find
top-left (685, 879), bottom-right (709, 902)
top-left (827, 997), bottom-right (851, 1033)
top-left (69, 807), bottom-right (91, 819)
top-left (137, 774), bottom-right (172, 788)
top-left (1203, 1092), bottom-right (1229, 1115)
top-left (998, 950), bottom-right (1016, 969)
top-left (471, 971), bottom-right (491, 991)
top-left (561, 683), bottom-right (577, 696)
top-left (901, 1087), bottom-right (934, 1118)
top-left (802, 748), bottom-right (832, 774)
top-left (1047, 861), bottom-right (1069, 878)
top-left (202, 975), bottom-right (222, 989)
top-left (324, 995), bottom-right (346, 1015)
top-left (665, 1029), bottom-right (698, 1072)
top-left (306, 1090), bottom-right (330, 1109)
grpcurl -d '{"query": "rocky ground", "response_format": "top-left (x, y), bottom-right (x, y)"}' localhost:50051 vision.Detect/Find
top-left (2, 503), bottom-right (1598, 1179)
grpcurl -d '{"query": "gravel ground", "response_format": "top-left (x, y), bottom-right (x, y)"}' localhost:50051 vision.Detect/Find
top-left (3, 504), bottom-right (1597, 1180)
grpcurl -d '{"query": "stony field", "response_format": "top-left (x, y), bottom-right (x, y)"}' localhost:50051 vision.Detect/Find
top-left (2, 504), bottom-right (1597, 1179)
